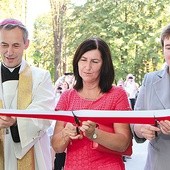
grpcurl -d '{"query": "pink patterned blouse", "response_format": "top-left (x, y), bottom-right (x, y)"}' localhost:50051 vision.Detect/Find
top-left (56, 86), bottom-right (131, 170)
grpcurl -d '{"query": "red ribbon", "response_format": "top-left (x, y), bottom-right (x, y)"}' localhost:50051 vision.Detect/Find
top-left (0, 109), bottom-right (169, 124)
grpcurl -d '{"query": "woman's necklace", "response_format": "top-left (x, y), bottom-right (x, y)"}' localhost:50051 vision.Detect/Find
top-left (81, 89), bottom-right (102, 101)
top-left (79, 89), bottom-right (102, 109)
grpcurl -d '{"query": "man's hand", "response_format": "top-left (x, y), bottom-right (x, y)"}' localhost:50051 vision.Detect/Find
top-left (159, 120), bottom-right (170, 135)
top-left (134, 124), bottom-right (160, 141)
top-left (0, 116), bottom-right (16, 128)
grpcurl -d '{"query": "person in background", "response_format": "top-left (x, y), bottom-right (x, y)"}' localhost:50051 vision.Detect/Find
top-left (131, 24), bottom-right (170, 170)
top-left (0, 18), bottom-right (55, 170)
top-left (52, 37), bottom-right (132, 170)
top-left (117, 79), bottom-right (125, 88)
top-left (61, 81), bottom-right (69, 93)
top-left (64, 72), bottom-right (75, 89)
top-left (54, 73), bottom-right (75, 104)
top-left (124, 74), bottom-right (138, 110)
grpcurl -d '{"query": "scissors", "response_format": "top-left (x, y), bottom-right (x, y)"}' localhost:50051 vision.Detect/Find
top-left (154, 116), bottom-right (158, 137)
top-left (72, 111), bottom-right (81, 134)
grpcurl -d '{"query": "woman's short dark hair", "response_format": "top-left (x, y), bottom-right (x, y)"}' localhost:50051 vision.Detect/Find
top-left (73, 37), bottom-right (115, 93)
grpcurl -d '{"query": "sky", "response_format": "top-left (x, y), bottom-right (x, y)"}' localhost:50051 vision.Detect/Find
top-left (26, 0), bottom-right (87, 38)
top-left (26, 0), bottom-right (51, 38)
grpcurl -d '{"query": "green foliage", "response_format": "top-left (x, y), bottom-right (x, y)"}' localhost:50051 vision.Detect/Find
top-left (28, 14), bottom-right (55, 80)
top-left (0, 0), bottom-right (23, 19)
top-left (4, 0), bottom-right (168, 84)
top-left (63, 0), bottom-right (170, 84)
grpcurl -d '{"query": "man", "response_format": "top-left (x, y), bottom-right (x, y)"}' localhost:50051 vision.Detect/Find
top-left (132, 24), bottom-right (170, 170)
top-left (0, 18), bottom-right (55, 170)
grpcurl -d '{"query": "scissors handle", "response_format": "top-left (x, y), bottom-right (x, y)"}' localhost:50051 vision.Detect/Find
top-left (72, 111), bottom-right (81, 134)
top-left (76, 127), bottom-right (80, 134)
top-left (154, 118), bottom-right (158, 137)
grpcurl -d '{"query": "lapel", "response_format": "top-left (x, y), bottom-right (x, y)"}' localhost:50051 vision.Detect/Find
top-left (153, 66), bottom-right (170, 109)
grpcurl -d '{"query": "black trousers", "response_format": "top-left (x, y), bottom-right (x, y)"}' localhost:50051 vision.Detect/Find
top-left (54, 152), bottom-right (66, 170)
top-left (129, 98), bottom-right (136, 110)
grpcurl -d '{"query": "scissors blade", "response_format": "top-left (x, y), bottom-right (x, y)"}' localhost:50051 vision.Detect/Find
top-left (72, 111), bottom-right (80, 134)
top-left (72, 111), bottom-right (81, 126)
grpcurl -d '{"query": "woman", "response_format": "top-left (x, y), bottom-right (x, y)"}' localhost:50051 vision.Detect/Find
top-left (52, 37), bottom-right (132, 170)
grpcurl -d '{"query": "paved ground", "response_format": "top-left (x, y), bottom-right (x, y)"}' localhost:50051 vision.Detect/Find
top-left (125, 139), bottom-right (148, 170)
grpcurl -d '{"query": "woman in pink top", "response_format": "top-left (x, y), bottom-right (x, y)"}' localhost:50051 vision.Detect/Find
top-left (52, 37), bottom-right (132, 170)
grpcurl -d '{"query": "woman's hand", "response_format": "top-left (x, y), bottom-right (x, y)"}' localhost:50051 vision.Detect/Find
top-left (63, 122), bottom-right (83, 140)
top-left (159, 120), bottom-right (170, 135)
top-left (80, 120), bottom-right (97, 139)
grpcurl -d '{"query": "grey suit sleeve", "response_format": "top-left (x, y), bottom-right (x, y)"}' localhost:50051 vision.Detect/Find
top-left (130, 124), bottom-right (146, 143)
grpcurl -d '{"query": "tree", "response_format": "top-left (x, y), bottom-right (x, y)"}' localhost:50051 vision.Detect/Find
top-left (63, 0), bottom-right (170, 84)
top-left (49, 0), bottom-right (68, 82)
top-left (28, 14), bottom-right (55, 79)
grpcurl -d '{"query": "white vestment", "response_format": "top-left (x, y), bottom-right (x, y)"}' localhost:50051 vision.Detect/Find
top-left (0, 60), bottom-right (55, 170)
